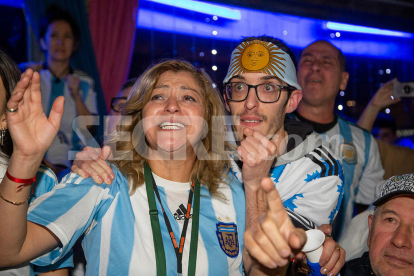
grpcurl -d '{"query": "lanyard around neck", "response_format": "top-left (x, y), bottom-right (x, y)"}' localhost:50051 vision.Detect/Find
top-left (144, 163), bottom-right (200, 276)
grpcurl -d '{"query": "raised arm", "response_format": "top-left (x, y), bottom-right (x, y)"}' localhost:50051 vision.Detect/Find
top-left (0, 69), bottom-right (64, 267)
top-left (357, 79), bottom-right (400, 132)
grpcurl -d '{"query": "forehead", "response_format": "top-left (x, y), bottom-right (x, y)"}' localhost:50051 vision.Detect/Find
top-left (233, 73), bottom-right (284, 84)
top-left (48, 20), bottom-right (73, 33)
top-left (379, 195), bottom-right (414, 216)
top-left (157, 70), bottom-right (198, 85)
top-left (301, 42), bottom-right (340, 60)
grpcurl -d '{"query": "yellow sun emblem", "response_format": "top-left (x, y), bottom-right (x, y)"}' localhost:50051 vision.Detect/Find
top-left (228, 40), bottom-right (287, 78)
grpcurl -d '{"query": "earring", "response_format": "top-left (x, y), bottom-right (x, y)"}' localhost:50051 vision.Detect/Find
top-left (0, 128), bottom-right (5, 146)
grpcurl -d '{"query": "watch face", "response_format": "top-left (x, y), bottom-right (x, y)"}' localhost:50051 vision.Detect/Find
top-left (339, 143), bottom-right (357, 164)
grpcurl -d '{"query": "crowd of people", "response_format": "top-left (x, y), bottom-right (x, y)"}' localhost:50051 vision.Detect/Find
top-left (0, 5), bottom-right (413, 276)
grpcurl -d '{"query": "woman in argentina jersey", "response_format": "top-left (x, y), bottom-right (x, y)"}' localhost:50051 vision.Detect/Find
top-left (0, 50), bottom-right (73, 275)
top-left (0, 60), bottom-right (246, 275)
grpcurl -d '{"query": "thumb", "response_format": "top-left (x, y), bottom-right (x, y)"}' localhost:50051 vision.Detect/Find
top-left (289, 228), bottom-right (307, 254)
top-left (49, 96), bottom-right (65, 131)
top-left (100, 145), bottom-right (112, 160)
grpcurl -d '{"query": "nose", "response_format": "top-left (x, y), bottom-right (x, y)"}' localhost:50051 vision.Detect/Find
top-left (391, 224), bottom-right (412, 249)
top-left (164, 96), bottom-right (180, 114)
top-left (244, 87), bottom-right (259, 110)
top-left (310, 60), bottom-right (321, 72)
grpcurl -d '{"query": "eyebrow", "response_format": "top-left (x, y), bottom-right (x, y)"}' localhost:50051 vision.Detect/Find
top-left (381, 209), bottom-right (398, 216)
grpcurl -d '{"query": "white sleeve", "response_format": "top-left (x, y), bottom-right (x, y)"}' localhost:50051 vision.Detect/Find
top-left (355, 137), bottom-right (385, 205)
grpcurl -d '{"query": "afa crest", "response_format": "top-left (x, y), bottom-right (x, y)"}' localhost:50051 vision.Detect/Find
top-left (339, 143), bottom-right (357, 164)
top-left (216, 222), bottom-right (239, 258)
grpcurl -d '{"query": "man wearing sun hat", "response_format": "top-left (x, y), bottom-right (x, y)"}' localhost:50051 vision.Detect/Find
top-left (223, 36), bottom-right (344, 229)
top-left (341, 173), bottom-right (414, 276)
top-left (223, 35), bottom-right (346, 274)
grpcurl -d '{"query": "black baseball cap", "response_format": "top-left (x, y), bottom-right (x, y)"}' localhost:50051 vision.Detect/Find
top-left (373, 173), bottom-right (414, 206)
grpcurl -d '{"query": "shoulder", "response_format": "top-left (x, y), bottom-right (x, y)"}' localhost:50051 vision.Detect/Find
top-left (338, 116), bottom-right (373, 138)
top-left (73, 69), bottom-right (94, 84)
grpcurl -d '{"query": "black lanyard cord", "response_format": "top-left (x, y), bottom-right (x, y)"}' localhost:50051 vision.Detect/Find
top-left (144, 164), bottom-right (200, 276)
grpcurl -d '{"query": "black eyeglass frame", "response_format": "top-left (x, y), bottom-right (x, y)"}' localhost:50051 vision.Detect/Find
top-left (224, 82), bottom-right (296, 103)
top-left (111, 96), bottom-right (128, 112)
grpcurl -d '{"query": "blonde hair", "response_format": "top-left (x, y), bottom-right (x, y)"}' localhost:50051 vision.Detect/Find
top-left (108, 59), bottom-right (230, 196)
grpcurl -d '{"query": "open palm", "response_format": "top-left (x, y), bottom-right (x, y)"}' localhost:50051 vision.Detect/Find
top-left (6, 69), bottom-right (64, 160)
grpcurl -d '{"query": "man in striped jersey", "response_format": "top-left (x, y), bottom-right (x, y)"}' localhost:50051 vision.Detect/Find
top-left (295, 40), bottom-right (385, 239)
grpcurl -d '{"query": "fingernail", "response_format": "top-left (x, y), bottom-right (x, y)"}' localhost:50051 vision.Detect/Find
top-left (111, 173), bottom-right (115, 180)
top-left (320, 268), bottom-right (328, 275)
top-left (328, 273), bottom-right (334, 276)
top-left (270, 262), bottom-right (277, 269)
top-left (281, 249), bottom-right (289, 257)
top-left (320, 260), bottom-right (326, 266)
top-left (98, 177), bottom-right (104, 183)
top-left (106, 177), bottom-right (112, 184)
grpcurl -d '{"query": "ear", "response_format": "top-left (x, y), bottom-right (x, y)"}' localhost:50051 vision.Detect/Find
top-left (367, 214), bottom-right (374, 247)
top-left (40, 38), bottom-right (47, 51)
top-left (340, 72), bottom-right (349, 91)
top-left (285, 89), bottom-right (302, 113)
top-left (223, 93), bottom-right (231, 113)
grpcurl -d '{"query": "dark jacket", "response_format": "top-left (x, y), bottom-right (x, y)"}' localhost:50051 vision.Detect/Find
top-left (341, 252), bottom-right (375, 275)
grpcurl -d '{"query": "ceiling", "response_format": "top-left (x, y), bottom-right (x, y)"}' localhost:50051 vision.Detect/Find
top-left (204, 0), bottom-right (414, 34)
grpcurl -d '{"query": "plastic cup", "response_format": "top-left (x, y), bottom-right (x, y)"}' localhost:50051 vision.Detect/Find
top-left (302, 229), bottom-right (325, 263)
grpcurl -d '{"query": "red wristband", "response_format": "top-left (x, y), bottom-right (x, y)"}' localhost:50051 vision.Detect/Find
top-left (6, 170), bottom-right (37, 194)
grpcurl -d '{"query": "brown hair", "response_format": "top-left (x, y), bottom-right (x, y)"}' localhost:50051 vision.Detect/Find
top-left (0, 49), bottom-right (21, 157)
top-left (108, 59), bottom-right (230, 196)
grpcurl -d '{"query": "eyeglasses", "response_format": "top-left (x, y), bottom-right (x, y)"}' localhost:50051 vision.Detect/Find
top-left (111, 97), bottom-right (128, 113)
top-left (224, 82), bottom-right (295, 103)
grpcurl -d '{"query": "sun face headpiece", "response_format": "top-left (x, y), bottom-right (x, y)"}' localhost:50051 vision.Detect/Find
top-left (223, 39), bottom-right (301, 90)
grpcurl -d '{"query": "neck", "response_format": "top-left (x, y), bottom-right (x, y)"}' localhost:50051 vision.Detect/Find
top-left (147, 155), bottom-right (197, 183)
top-left (296, 101), bottom-right (335, 124)
top-left (47, 56), bottom-right (70, 78)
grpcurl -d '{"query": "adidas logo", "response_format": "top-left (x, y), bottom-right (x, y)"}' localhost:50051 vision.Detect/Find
top-left (174, 204), bottom-right (192, 220)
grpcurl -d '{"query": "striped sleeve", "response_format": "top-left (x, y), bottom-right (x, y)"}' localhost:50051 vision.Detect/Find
top-left (281, 145), bottom-right (344, 226)
top-left (27, 172), bottom-right (122, 266)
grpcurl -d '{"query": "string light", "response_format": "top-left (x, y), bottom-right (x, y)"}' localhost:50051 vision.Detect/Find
top-left (385, 108), bottom-right (390, 114)
top-left (338, 105), bottom-right (343, 110)
top-left (213, 16), bottom-right (218, 20)
top-left (386, 69), bottom-right (391, 74)
top-left (335, 32), bottom-right (341, 37)
top-left (212, 30), bottom-right (218, 35)
top-left (212, 49), bottom-right (217, 55)
top-left (212, 65), bottom-right (218, 71)
top-left (340, 91), bottom-right (345, 96)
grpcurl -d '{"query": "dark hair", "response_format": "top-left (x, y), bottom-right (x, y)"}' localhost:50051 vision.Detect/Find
top-left (240, 36), bottom-right (297, 105)
top-left (0, 49), bottom-right (21, 157)
top-left (40, 5), bottom-right (81, 45)
top-left (121, 78), bottom-right (138, 91)
top-left (300, 40), bottom-right (347, 72)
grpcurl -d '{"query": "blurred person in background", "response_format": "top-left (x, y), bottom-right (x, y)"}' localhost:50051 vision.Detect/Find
top-left (20, 5), bottom-right (98, 173)
top-left (357, 79), bottom-right (414, 180)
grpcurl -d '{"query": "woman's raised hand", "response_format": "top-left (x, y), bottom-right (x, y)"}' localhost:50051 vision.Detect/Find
top-left (6, 69), bottom-right (64, 161)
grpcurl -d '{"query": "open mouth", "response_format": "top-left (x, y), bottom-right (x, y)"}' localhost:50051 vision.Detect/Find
top-left (159, 122), bottom-right (186, 130)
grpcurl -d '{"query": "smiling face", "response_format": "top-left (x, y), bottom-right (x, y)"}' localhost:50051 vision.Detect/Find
top-left (142, 71), bottom-right (206, 157)
top-left (367, 196), bottom-right (414, 276)
top-left (41, 20), bottom-right (76, 63)
top-left (297, 41), bottom-right (349, 108)
top-left (225, 73), bottom-right (301, 142)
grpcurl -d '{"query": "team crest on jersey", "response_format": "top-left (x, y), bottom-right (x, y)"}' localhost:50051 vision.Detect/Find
top-left (339, 143), bottom-right (357, 164)
top-left (216, 222), bottom-right (239, 258)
